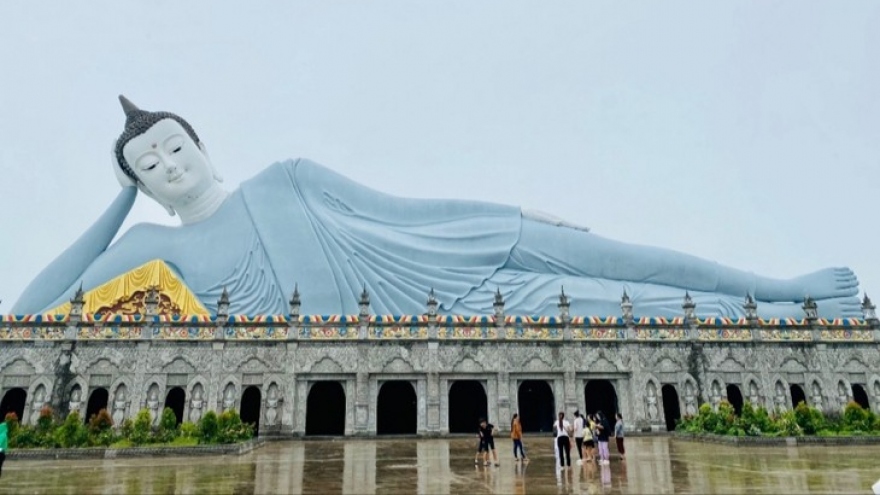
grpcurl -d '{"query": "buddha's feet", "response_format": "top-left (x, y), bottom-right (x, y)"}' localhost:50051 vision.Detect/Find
top-left (756, 267), bottom-right (859, 303)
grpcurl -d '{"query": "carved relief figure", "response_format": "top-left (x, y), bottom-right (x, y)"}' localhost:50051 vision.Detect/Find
top-left (774, 381), bottom-right (787, 411)
top-left (645, 381), bottom-right (659, 420)
top-left (684, 381), bottom-right (697, 416)
top-left (112, 384), bottom-right (129, 425)
top-left (710, 381), bottom-right (722, 409)
top-left (31, 385), bottom-right (47, 424)
top-left (837, 381), bottom-right (850, 408)
top-left (810, 381), bottom-right (824, 411)
top-left (68, 385), bottom-right (83, 416)
top-left (265, 383), bottom-right (281, 427)
top-left (222, 383), bottom-right (236, 411)
top-left (12, 96), bottom-right (861, 318)
top-left (747, 381), bottom-right (760, 407)
top-left (146, 384), bottom-right (161, 426)
top-left (189, 384), bottom-right (205, 423)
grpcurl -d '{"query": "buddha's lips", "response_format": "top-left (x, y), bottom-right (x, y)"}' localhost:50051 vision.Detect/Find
top-left (168, 174), bottom-right (184, 183)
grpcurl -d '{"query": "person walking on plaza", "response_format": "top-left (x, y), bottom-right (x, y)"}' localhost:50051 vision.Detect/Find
top-left (554, 411), bottom-right (572, 469)
top-left (572, 411), bottom-right (585, 464)
top-left (510, 413), bottom-right (528, 462)
top-left (478, 418), bottom-right (499, 466)
top-left (595, 411), bottom-right (611, 465)
top-left (0, 418), bottom-right (8, 478)
top-left (584, 413), bottom-right (597, 462)
top-left (614, 413), bottom-right (626, 460)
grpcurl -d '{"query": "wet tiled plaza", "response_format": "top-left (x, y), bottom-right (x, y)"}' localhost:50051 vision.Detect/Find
top-left (1, 436), bottom-right (879, 494)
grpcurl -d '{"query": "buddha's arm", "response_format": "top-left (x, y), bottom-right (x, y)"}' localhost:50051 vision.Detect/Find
top-left (12, 187), bottom-right (137, 314)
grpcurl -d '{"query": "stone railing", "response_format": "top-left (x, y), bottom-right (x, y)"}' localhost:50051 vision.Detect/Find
top-left (1, 312), bottom-right (877, 343)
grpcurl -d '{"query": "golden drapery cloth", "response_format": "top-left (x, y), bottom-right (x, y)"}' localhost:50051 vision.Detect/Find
top-left (48, 259), bottom-right (208, 316)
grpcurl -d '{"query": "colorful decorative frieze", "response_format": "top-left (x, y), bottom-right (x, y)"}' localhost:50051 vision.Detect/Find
top-left (634, 327), bottom-right (687, 340)
top-left (759, 329), bottom-right (812, 341)
top-left (697, 328), bottom-right (753, 341)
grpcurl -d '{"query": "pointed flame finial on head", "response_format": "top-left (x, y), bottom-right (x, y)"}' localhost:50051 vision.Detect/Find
top-left (119, 95), bottom-right (140, 116)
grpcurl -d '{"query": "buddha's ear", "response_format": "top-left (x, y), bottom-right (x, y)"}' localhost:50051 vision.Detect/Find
top-left (110, 141), bottom-right (137, 188)
top-left (198, 142), bottom-right (224, 183)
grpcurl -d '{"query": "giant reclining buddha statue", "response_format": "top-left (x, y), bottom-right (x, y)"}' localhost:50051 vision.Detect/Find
top-left (12, 96), bottom-right (861, 317)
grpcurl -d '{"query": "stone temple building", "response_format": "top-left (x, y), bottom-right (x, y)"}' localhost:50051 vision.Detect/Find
top-left (1, 283), bottom-right (879, 437)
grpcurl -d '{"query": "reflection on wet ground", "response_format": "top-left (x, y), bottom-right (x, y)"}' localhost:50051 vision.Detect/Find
top-left (2, 436), bottom-right (879, 494)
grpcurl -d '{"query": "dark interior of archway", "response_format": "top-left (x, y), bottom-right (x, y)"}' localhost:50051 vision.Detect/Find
top-left (377, 381), bottom-right (417, 434)
top-left (585, 380), bottom-right (618, 418)
top-left (517, 380), bottom-right (554, 433)
top-left (0, 388), bottom-right (27, 422)
top-left (852, 384), bottom-right (870, 410)
top-left (726, 384), bottom-right (744, 415)
top-left (306, 381), bottom-right (345, 436)
top-left (241, 386), bottom-right (262, 435)
top-left (661, 384), bottom-right (682, 431)
top-left (85, 387), bottom-right (109, 423)
top-left (448, 381), bottom-right (488, 433)
top-left (790, 384), bottom-right (807, 408)
top-left (164, 387), bottom-right (186, 425)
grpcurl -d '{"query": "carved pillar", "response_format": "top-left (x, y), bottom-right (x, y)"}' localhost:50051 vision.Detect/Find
top-left (861, 294), bottom-right (879, 340)
top-left (743, 294), bottom-right (760, 341)
top-left (493, 288), bottom-right (505, 340)
top-left (65, 283), bottom-right (85, 340)
top-left (287, 285), bottom-right (300, 341)
top-left (215, 287), bottom-right (229, 340)
top-left (426, 289), bottom-right (439, 340)
top-left (357, 286), bottom-right (370, 340)
top-left (558, 287), bottom-right (571, 341)
top-left (802, 296), bottom-right (820, 341)
top-left (143, 285), bottom-right (158, 339)
top-left (682, 292), bottom-right (697, 341)
top-left (621, 291), bottom-right (635, 339)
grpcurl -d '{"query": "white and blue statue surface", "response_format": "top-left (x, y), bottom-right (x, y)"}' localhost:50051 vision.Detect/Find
top-left (12, 97), bottom-right (862, 317)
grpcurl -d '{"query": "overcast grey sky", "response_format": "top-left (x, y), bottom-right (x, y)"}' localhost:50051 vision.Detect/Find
top-left (1, 1), bottom-right (878, 314)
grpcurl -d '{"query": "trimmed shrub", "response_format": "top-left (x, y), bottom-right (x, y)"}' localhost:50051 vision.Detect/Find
top-left (793, 402), bottom-right (825, 435)
top-left (55, 411), bottom-right (89, 448)
top-left (199, 411), bottom-right (219, 443)
top-left (130, 409), bottom-right (154, 445)
top-left (88, 409), bottom-right (114, 433)
top-left (157, 408), bottom-right (178, 443)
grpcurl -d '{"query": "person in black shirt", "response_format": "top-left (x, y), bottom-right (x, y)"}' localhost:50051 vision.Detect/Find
top-left (477, 418), bottom-right (499, 466)
top-left (596, 411), bottom-right (612, 465)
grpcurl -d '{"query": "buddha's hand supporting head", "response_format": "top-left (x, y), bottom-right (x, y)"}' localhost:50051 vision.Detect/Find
top-left (113, 95), bottom-right (226, 223)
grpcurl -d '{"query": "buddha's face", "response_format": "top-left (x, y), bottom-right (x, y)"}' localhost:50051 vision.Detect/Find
top-left (122, 118), bottom-right (214, 207)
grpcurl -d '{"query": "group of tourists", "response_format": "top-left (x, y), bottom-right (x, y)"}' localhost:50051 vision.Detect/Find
top-left (554, 410), bottom-right (624, 469)
top-left (473, 410), bottom-right (625, 470)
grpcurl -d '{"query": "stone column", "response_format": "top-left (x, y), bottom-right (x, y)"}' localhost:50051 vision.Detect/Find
top-left (358, 287), bottom-right (370, 340)
top-left (354, 371), bottom-right (369, 434)
top-left (621, 291), bottom-right (635, 339)
top-left (563, 370), bottom-right (578, 414)
top-left (558, 288), bottom-right (571, 341)
top-left (682, 292), bottom-right (697, 341)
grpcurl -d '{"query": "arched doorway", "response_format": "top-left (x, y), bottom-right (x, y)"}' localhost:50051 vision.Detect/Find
top-left (852, 384), bottom-right (870, 410)
top-left (790, 384), bottom-right (807, 408)
top-left (517, 380), bottom-right (554, 433)
top-left (726, 384), bottom-right (744, 415)
top-left (377, 381), bottom-right (417, 434)
top-left (585, 380), bottom-right (618, 418)
top-left (164, 387), bottom-right (186, 425)
top-left (85, 387), bottom-right (109, 422)
top-left (306, 381), bottom-right (345, 436)
top-left (661, 385), bottom-right (681, 431)
top-left (448, 381), bottom-right (487, 433)
top-left (0, 388), bottom-right (27, 422)
top-left (240, 386), bottom-right (262, 435)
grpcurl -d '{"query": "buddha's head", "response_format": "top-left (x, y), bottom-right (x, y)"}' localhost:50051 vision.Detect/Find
top-left (114, 95), bottom-right (224, 218)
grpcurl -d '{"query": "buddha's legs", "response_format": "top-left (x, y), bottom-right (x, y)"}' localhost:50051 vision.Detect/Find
top-left (508, 219), bottom-right (858, 302)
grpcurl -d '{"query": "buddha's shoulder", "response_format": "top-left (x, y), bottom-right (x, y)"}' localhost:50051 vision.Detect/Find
top-left (249, 158), bottom-right (343, 184)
